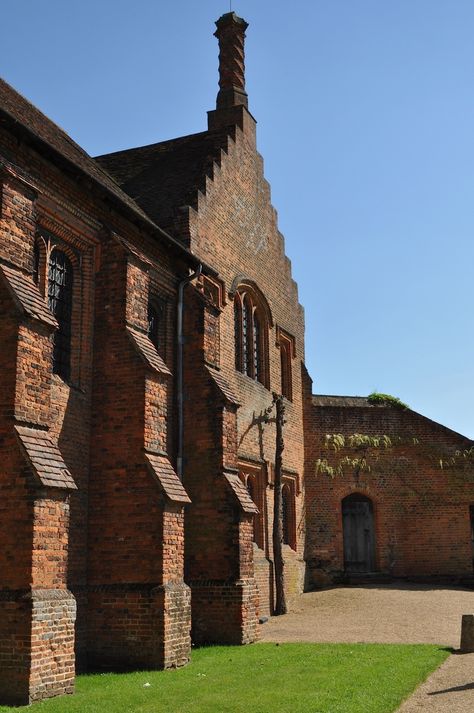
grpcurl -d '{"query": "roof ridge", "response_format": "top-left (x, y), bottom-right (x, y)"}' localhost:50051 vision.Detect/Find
top-left (94, 130), bottom-right (213, 160)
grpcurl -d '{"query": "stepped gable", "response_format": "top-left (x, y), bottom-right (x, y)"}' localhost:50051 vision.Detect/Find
top-left (95, 127), bottom-right (235, 230)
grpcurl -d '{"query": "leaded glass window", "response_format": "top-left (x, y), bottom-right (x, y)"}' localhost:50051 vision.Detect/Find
top-left (234, 297), bottom-right (242, 371)
top-left (234, 289), bottom-right (267, 386)
top-left (148, 299), bottom-right (164, 351)
top-left (253, 311), bottom-right (260, 382)
top-left (48, 249), bottom-right (73, 381)
top-left (244, 297), bottom-right (253, 376)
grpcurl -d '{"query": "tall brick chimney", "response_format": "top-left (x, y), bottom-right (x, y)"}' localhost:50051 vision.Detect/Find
top-left (214, 12), bottom-right (249, 110)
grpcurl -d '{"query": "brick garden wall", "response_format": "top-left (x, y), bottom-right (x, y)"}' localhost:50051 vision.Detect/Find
top-left (304, 394), bottom-right (474, 587)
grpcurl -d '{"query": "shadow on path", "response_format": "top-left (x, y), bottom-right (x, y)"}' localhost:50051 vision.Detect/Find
top-left (429, 681), bottom-right (474, 695)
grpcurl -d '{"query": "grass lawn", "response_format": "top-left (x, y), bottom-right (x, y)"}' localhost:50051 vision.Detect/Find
top-left (0, 643), bottom-right (449, 713)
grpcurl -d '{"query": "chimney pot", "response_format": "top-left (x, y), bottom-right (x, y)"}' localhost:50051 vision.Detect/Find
top-left (214, 12), bottom-right (249, 110)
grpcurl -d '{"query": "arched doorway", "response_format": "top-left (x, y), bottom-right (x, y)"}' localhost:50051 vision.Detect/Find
top-left (342, 494), bottom-right (376, 573)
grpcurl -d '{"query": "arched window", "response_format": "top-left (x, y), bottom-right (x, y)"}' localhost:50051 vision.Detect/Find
top-left (234, 287), bottom-right (269, 387)
top-left (282, 484), bottom-right (291, 546)
top-left (148, 298), bottom-right (165, 352)
top-left (48, 249), bottom-right (73, 381)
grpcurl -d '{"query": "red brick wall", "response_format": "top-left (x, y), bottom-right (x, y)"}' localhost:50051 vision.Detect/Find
top-left (304, 396), bottom-right (474, 586)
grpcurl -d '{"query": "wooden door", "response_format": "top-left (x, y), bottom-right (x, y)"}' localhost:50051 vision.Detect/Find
top-left (342, 494), bottom-right (375, 573)
top-left (470, 505), bottom-right (474, 571)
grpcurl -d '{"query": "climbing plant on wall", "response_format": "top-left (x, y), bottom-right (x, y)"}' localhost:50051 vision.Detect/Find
top-left (315, 432), bottom-right (412, 479)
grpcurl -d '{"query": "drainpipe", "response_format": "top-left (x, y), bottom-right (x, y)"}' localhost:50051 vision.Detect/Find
top-left (176, 263), bottom-right (202, 480)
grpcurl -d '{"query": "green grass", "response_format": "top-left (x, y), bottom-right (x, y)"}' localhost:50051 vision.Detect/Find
top-left (0, 643), bottom-right (449, 713)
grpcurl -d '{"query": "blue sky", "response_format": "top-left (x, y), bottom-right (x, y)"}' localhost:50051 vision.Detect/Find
top-left (2, 1), bottom-right (473, 436)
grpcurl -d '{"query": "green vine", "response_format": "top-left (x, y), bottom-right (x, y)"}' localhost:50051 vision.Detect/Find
top-left (438, 446), bottom-right (474, 470)
top-left (367, 392), bottom-right (408, 410)
top-left (315, 430), bottom-right (473, 484)
top-left (315, 433), bottom-right (406, 478)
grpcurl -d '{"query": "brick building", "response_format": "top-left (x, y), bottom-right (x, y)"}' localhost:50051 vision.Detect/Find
top-left (0, 12), bottom-right (305, 704)
top-left (0, 10), bottom-right (473, 707)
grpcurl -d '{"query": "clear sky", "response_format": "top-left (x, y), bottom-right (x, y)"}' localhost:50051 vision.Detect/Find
top-left (2, 1), bottom-right (473, 437)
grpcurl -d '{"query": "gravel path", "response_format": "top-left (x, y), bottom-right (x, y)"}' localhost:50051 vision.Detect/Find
top-left (261, 583), bottom-right (473, 647)
top-left (260, 583), bottom-right (474, 712)
top-left (397, 652), bottom-right (474, 713)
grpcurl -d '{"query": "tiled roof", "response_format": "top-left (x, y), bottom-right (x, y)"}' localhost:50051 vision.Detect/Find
top-left (15, 425), bottom-right (77, 490)
top-left (0, 78), bottom-right (157, 222)
top-left (0, 78), bottom-right (199, 264)
top-left (145, 453), bottom-right (191, 504)
top-left (0, 263), bottom-right (57, 328)
top-left (127, 326), bottom-right (171, 375)
top-left (224, 473), bottom-right (259, 514)
top-left (95, 128), bottom-right (235, 231)
top-left (206, 366), bottom-right (240, 406)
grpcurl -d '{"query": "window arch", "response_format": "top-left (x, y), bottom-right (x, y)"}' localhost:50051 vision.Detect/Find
top-left (234, 286), bottom-right (270, 387)
top-left (48, 248), bottom-right (73, 381)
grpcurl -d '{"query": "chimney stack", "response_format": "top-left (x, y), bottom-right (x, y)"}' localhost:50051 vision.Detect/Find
top-left (214, 12), bottom-right (249, 110)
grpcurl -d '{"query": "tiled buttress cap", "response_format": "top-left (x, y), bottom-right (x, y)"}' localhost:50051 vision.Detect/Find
top-left (15, 425), bottom-right (77, 490)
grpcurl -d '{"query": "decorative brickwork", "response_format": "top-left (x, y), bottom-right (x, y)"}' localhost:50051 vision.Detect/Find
top-left (214, 12), bottom-right (249, 109)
